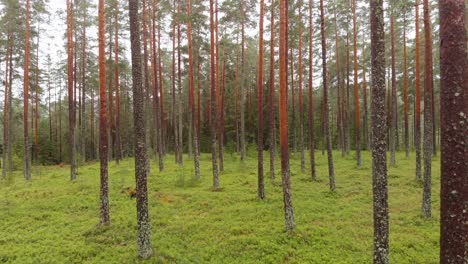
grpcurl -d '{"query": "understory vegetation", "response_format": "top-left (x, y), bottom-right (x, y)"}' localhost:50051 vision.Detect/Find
top-left (0, 151), bottom-right (439, 263)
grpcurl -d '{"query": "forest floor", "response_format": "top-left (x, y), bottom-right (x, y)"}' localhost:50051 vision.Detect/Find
top-left (0, 150), bottom-right (439, 263)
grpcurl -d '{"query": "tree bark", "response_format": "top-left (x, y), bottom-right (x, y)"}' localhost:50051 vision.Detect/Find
top-left (370, 0), bottom-right (389, 262)
top-left (240, 0), bottom-right (246, 162)
top-left (421, 0), bottom-right (433, 218)
top-left (2, 40), bottom-right (10, 178)
top-left (298, 0), bottom-right (305, 173)
top-left (67, 0), bottom-right (77, 180)
top-left (23, 0), bottom-right (31, 180)
top-left (279, 0), bottom-right (295, 231)
top-left (403, 17), bottom-right (409, 158)
top-left (187, 0), bottom-right (201, 178)
top-left (209, 0), bottom-right (220, 190)
top-left (308, 0), bottom-right (316, 181)
top-left (390, 16), bottom-right (397, 166)
top-left (129, 0), bottom-right (153, 258)
top-left (415, 0), bottom-right (422, 181)
top-left (352, 0), bottom-right (361, 167)
top-left (439, 1), bottom-right (467, 262)
top-left (269, 0), bottom-right (276, 180)
top-left (98, 0), bottom-right (110, 226)
top-left (319, 0), bottom-right (335, 191)
top-left (114, 1), bottom-right (122, 165)
top-left (257, 0), bottom-right (265, 199)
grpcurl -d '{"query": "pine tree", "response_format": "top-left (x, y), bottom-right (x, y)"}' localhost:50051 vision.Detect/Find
top-left (279, 0), bottom-right (295, 231)
top-left (319, 0), bottom-right (335, 191)
top-left (129, 0), bottom-right (153, 258)
top-left (370, 0), bottom-right (389, 262)
top-left (98, 0), bottom-right (110, 226)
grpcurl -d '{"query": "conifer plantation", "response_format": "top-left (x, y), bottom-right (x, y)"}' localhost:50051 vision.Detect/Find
top-left (0, 0), bottom-right (466, 262)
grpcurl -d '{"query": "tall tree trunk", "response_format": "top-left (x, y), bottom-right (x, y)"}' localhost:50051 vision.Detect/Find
top-left (308, 0), bottom-right (317, 180)
top-left (81, 19), bottom-right (87, 162)
top-left (290, 49), bottom-right (296, 154)
top-left (370, 0), bottom-right (389, 262)
top-left (209, 0), bottom-right (219, 190)
top-left (114, 1), bottom-right (122, 164)
top-left (142, 0), bottom-right (152, 174)
top-left (439, 1), bottom-right (467, 261)
top-left (129, 0), bottom-right (153, 258)
top-left (334, 8), bottom-right (344, 157)
top-left (403, 17), bottom-right (409, 158)
top-left (279, 0), bottom-right (295, 231)
top-left (298, 0), bottom-right (305, 173)
top-left (362, 51), bottom-right (369, 151)
top-left (319, 0), bottom-right (335, 191)
top-left (152, 0), bottom-right (164, 172)
top-left (34, 31), bottom-right (40, 164)
top-left (421, 0), bottom-right (433, 218)
top-left (98, 0), bottom-right (110, 226)
top-left (23, 0), bottom-right (31, 180)
top-left (177, 0), bottom-right (183, 165)
top-left (345, 31), bottom-right (350, 155)
top-left (269, 0), bottom-right (276, 180)
top-left (390, 16), bottom-right (397, 166)
top-left (171, 1), bottom-right (180, 165)
top-left (240, 0), bottom-right (246, 161)
top-left (2, 41), bottom-right (10, 178)
top-left (415, 0), bottom-right (422, 181)
top-left (257, 0), bottom-right (265, 199)
top-left (67, 0), bottom-right (77, 180)
top-left (352, 0), bottom-right (361, 167)
top-left (158, 25), bottom-right (165, 157)
top-left (187, 0), bottom-right (201, 178)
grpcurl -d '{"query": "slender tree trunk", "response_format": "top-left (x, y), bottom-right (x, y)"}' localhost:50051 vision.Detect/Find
top-left (415, 0), bottom-right (422, 181)
top-left (187, 0), bottom-right (201, 178)
top-left (23, 0), bottom-right (31, 180)
top-left (219, 60), bottom-right (226, 172)
top-left (209, 0), bottom-right (219, 190)
top-left (279, 0), bottom-right (295, 231)
top-left (67, 0), bottom-right (77, 180)
top-left (334, 8), bottom-right (344, 157)
top-left (2, 41), bottom-right (10, 178)
top-left (171, 2), bottom-right (180, 165)
top-left (403, 17), bottom-right (409, 158)
top-left (114, 1), bottom-right (122, 164)
top-left (152, 0), bottom-right (164, 172)
top-left (308, 0), bottom-right (316, 181)
top-left (345, 31), bottom-right (350, 155)
top-left (362, 54), bottom-right (369, 151)
top-left (290, 49), bottom-right (297, 155)
top-left (240, 0), bottom-right (246, 161)
top-left (7, 51), bottom-right (12, 170)
top-left (158, 25), bottom-right (165, 157)
top-left (298, 0), bottom-right (305, 173)
top-left (319, 0), bottom-right (335, 191)
top-left (129, 0), bottom-right (153, 258)
top-left (98, 0), bottom-right (110, 226)
top-left (421, 0), bottom-right (433, 218)
top-left (177, 0), bottom-right (183, 165)
top-left (81, 20), bottom-right (87, 162)
top-left (269, 0), bottom-right (276, 180)
top-left (390, 16), bottom-right (397, 166)
top-left (142, 0), bottom-right (152, 174)
top-left (370, 0), bottom-right (389, 262)
top-left (34, 31), bottom-right (40, 164)
top-left (257, 0), bottom-right (265, 199)
top-left (352, 0), bottom-right (361, 167)
top-left (439, 1), bottom-right (467, 261)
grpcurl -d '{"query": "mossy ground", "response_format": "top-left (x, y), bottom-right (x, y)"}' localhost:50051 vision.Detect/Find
top-left (0, 151), bottom-right (439, 263)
